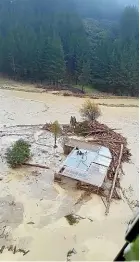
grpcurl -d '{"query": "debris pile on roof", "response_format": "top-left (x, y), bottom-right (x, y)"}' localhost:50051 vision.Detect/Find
top-left (43, 120), bottom-right (131, 170)
top-left (43, 120), bottom-right (131, 199)
top-left (62, 120), bottom-right (131, 178)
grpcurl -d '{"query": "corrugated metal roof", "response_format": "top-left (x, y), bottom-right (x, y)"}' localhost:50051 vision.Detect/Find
top-left (88, 163), bottom-right (108, 187)
top-left (63, 163), bottom-right (108, 187)
top-left (93, 155), bottom-right (111, 167)
top-left (60, 146), bottom-right (112, 187)
top-left (99, 146), bottom-right (112, 159)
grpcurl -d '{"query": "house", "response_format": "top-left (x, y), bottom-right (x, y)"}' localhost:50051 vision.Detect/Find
top-left (55, 139), bottom-right (112, 191)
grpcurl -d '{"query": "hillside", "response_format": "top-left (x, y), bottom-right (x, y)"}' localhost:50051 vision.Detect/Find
top-left (0, 0), bottom-right (139, 95)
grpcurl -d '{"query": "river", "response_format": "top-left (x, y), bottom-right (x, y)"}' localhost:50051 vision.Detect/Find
top-left (0, 88), bottom-right (139, 199)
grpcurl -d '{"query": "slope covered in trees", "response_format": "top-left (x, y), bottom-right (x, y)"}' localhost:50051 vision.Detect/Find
top-left (0, 0), bottom-right (139, 96)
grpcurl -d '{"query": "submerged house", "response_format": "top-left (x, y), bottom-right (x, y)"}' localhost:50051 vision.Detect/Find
top-left (55, 138), bottom-right (112, 192)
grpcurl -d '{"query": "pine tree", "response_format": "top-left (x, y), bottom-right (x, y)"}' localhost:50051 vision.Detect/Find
top-left (78, 61), bottom-right (91, 92)
top-left (0, 0), bottom-right (138, 96)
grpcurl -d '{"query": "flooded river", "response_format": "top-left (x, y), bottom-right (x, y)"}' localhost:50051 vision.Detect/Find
top-left (0, 88), bottom-right (138, 198)
top-left (0, 87), bottom-right (139, 261)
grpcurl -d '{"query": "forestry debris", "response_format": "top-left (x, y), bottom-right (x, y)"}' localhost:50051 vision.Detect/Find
top-left (43, 120), bottom-right (131, 170)
top-left (43, 120), bottom-right (131, 203)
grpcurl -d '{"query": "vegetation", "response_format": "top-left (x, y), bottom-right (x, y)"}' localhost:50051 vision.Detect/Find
top-left (80, 100), bottom-right (101, 122)
top-left (6, 139), bottom-right (31, 168)
top-left (78, 61), bottom-right (91, 92)
top-left (0, 0), bottom-right (138, 96)
top-left (50, 121), bottom-right (61, 148)
top-left (65, 214), bottom-right (79, 225)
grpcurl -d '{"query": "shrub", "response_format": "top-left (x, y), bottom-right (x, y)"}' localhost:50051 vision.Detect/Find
top-left (6, 139), bottom-right (31, 168)
top-left (65, 214), bottom-right (79, 225)
top-left (80, 99), bottom-right (101, 122)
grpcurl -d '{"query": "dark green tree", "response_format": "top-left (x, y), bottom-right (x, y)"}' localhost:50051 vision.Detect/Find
top-left (79, 61), bottom-right (91, 92)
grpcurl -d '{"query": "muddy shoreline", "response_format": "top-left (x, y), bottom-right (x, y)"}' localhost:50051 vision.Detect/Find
top-left (0, 77), bottom-right (138, 103)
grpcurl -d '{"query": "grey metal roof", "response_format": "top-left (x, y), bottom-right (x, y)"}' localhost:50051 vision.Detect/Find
top-left (99, 146), bottom-right (112, 159)
top-left (60, 146), bottom-right (112, 187)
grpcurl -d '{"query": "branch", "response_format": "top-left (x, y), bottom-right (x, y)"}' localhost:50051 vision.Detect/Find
top-left (22, 163), bottom-right (49, 169)
top-left (105, 144), bottom-right (124, 215)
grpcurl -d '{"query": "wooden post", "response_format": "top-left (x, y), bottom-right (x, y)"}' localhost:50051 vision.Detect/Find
top-left (105, 144), bottom-right (123, 215)
top-left (22, 163), bottom-right (50, 169)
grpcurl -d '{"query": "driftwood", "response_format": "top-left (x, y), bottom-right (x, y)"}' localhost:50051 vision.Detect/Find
top-left (101, 196), bottom-right (107, 208)
top-left (22, 163), bottom-right (50, 169)
top-left (76, 183), bottom-right (120, 200)
top-left (6, 245), bottom-right (30, 256)
top-left (0, 133), bottom-right (31, 137)
top-left (84, 128), bottom-right (121, 136)
top-left (86, 138), bottom-right (123, 144)
top-left (0, 227), bottom-right (6, 238)
top-left (0, 246), bottom-right (5, 253)
top-left (61, 120), bottom-right (131, 165)
top-left (76, 181), bottom-right (120, 200)
top-left (105, 144), bottom-right (124, 215)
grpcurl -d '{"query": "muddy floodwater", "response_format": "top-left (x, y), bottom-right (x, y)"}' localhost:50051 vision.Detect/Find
top-left (0, 87), bottom-right (139, 261)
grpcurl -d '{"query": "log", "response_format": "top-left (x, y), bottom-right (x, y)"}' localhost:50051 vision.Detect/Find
top-left (120, 166), bottom-right (125, 176)
top-left (85, 129), bottom-right (121, 134)
top-left (0, 133), bottom-right (31, 137)
top-left (0, 124), bottom-right (43, 130)
top-left (22, 163), bottom-right (50, 169)
top-left (101, 196), bottom-right (107, 208)
top-left (87, 138), bottom-right (124, 145)
top-left (111, 128), bottom-right (122, 131)
top-left (105, 144), bottom-right (123, 215)
top-left (84, 130), bottom-right (110, 137)
top-left (84, 130), bottom-right (121, 138)
top-left (0, 246), bottom-right (5, 254)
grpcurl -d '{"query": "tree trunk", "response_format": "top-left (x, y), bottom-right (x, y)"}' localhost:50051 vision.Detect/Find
top-left (11, 56), bottom-right (16, 74)
top-left (54, 134), bottom-right (57, 148)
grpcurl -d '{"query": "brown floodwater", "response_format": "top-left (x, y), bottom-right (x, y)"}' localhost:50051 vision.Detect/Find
top-left (0, 88), bottom-right (139, 261)
top-left (0, 88), bottom-right (138, 197)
